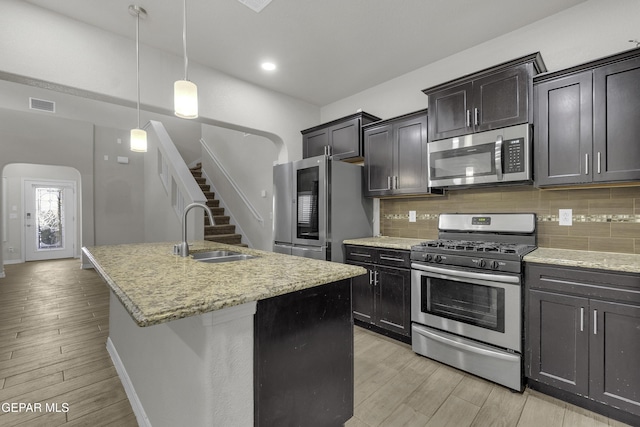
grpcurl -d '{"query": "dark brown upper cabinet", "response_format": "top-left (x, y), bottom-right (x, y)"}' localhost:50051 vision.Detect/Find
top-left (301, 112), bottom-right (380, 161)
top-left (535, 48), bottom-right (640, 187)
top-left (363, 110), bottom-right (442, 197)
top-left (423, 53), bottom-right (546, 142)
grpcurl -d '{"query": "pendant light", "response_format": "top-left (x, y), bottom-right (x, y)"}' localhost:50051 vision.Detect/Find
top-left (129, 5), bottom-right (147, 152)
top-left (174, 0), bottom-right (198, 119)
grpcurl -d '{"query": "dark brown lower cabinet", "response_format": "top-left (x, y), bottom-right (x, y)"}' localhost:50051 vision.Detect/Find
top-left (526, 264), bottom-right (640, 425)
top-left (345, 245), bottom-right (411, 341)
top-left (254, 279), bottom-right (354, 427)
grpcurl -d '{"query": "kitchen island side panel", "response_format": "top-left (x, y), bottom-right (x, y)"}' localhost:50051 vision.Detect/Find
top-left (254, 278), bottom-right (354, 427)
top-left (108, 292), bottom-right (256, 427)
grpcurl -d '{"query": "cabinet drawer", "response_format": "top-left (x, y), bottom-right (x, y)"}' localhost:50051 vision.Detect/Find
top-left (344, 245), bottom-right (411, 268)
top-left (344, 245), bottom-right (376, 263)
top-left (376, 249), bottom-right (411, 268)
top-left (526, 263), bottom-right (640, 303)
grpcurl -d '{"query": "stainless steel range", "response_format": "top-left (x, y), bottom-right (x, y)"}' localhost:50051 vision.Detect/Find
top-left (410, 213), bottom-right (536, 391)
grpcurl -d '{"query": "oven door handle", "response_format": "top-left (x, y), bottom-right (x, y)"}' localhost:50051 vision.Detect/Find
top-left (412, 324), bottom-right (521, 362)
top-left (411, 263), bottom-right (520, 284)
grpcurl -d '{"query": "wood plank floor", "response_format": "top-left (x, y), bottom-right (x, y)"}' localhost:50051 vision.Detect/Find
top-left (349, 327), bottom-right (632, 427)
top-left (0, 259), bottom-right (137, 426)
top-left (0, 259), bottom-right (632, 427)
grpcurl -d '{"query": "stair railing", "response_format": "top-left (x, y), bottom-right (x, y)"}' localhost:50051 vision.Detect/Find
top-left (200, 139), bottom-right (264, 225)
top-left (145, 120), bottom-right (207, 242)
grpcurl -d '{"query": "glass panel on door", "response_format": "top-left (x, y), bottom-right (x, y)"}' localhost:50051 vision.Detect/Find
top-left (35, 187), bottom-right (65, 250)
top-left (422, 277), bottom-right (505, 332)
top-left (296, 167), bottom-right (319, 240)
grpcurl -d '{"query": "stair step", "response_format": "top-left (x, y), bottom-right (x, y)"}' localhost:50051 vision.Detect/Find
top-left (193, 175), bottom-right (205, 183)
top-left (205, 234), bottom-right (243, 245)
top-left (210, 215), bottom-right (230, 225)
top-left (190, 163), bottom-right (202, 171)
top-left (205, 209), bottom-right (225, 219)
top-left (205, 224), bottom-right (236, 235)
top-left (206, 199), bottom-right (220, 208)
top-left (199, 184), bottom-right (210, 192)
top-left (203, 191), bottom-right (215, 200)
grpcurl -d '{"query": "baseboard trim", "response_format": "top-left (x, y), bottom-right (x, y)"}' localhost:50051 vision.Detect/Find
top-left (106, 337), bottom-right (151, 427)
top-left (354, 319), bottom-right (411, 344)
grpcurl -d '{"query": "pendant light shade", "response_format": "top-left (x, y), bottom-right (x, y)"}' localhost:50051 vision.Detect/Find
top-left (129, 4), bottom-right (147, 152)
top-left (174, 0), bottom-right (198, 119)
top-left (130, 128), bottom-right (148, 152)
top-left (174, 79), bottom-right (198, 119)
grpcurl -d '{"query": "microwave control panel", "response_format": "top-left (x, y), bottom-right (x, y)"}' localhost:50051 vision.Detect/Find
top-left (504, 138), bottom-right (525, 173)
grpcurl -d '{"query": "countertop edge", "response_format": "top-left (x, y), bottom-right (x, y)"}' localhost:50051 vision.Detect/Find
top-left (82, 246), bottom-right (150, 326)
top-left (343, 237), bottom-right (426, 251)
top-left (524, 248), bottom-right (640, 274)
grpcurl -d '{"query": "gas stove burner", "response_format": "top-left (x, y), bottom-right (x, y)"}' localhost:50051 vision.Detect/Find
top-left (421, 239), bottom-right (534, 255)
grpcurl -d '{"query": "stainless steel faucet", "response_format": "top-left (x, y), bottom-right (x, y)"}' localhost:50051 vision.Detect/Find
top-left (175, 202), bottom-right (215, 257)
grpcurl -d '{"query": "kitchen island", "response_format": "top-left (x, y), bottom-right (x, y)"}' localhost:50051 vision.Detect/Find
top-left (82, 241), bottom-right (366, 427)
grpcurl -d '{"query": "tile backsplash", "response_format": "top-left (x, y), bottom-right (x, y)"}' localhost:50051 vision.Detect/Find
top-left (380, 185), bottom-right (640, 254)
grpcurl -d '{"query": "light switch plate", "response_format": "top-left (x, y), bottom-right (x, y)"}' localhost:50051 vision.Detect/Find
top-left (409, 210), bottom-right (417, 223)
top-left (559, 209), bottom-right (572, 226)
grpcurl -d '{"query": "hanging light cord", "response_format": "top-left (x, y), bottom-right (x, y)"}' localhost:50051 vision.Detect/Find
top-left (135, 8), bottom-right (141, 129)
top-left (182, 0), bottom-right (189, 81)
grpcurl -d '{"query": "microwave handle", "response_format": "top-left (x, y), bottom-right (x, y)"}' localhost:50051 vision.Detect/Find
top-left (495, 135), bottom-right (503, 181)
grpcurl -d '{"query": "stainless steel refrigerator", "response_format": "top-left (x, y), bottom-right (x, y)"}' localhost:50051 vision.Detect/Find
top-left (273, 155), bottom-right (373, 261)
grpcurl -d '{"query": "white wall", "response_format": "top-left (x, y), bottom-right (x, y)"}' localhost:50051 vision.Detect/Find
top-left (0, 0), bottom-right (320, 163)
top-left (93, 126), bottom-right (146, 245)
top-left (320, 0), bottom-right (640, 122)
top-left (201, 126), bottom-right (277, 250)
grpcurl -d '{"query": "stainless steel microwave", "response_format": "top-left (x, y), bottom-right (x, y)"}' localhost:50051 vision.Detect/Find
top-left (428, 123), bottom-right (531, 188)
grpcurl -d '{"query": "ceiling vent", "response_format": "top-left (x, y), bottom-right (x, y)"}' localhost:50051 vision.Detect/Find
top-left (237, 0), bottom-right (272, 13)
top-left (29, 97), bottom-right (56, 113)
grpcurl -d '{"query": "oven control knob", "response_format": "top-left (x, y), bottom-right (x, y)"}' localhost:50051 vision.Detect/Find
top-left (478, 259), bottom-right (486, 268)
top-left (424, 253), bottom-right (433, 262)
top-left (490, 261), bottom-right (500, 270)
top-left (434, 255), bottom-right (442, 263)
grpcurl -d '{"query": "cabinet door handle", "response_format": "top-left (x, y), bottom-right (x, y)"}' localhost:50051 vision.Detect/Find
top-left (369, 270), bottom-right (374, 285)
top-left (466, 110), bottom-right (471, 127)
top-left (474, 108), bottom-right (479, 126)
top-left (585, 153), bottom-right (589, 175)
top-left (351, 252), bottom-right (371, 257)
top-left (387, 176), bottom-right (392, 190)
top-left (597, 152), bottom-right (601, 174)
top-left (394, 176), bottom-right (398, 190)
top-left (593, 309), bottom-right (598, 335)
top-left (580, 307), bottom-right (584, 332)
top-left (495, 135), bottom-right (503, 181)
top-left (380, 255), bottom-right (404, 262)
top-left (374, 270), bottom-right (379, 286)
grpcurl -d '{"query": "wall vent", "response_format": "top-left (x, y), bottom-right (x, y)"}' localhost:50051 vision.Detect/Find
top-left (29, 97), bottom-right (56, 113)
top-left (236, 0), bottom-right (272, 13)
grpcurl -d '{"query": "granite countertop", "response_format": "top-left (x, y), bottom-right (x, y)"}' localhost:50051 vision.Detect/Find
top-left (83, 241), bottom-right (366, 327)
top-left (343, 236), bottom-right (427, 250)
top-left (524, 248), bottom-right (640, 274)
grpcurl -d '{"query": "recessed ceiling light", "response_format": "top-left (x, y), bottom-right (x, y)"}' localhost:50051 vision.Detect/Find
top-left (261, 62), bottom-right (276, 71)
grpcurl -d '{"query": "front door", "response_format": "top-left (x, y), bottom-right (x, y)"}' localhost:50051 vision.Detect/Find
top-left (24, 180), bottom-right (76, 261)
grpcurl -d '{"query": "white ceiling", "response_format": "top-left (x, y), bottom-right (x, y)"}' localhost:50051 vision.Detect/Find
top-left (25, 0), bottom-right (587, 106)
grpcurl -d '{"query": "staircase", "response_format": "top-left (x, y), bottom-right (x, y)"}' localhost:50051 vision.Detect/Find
top-left (189, 164), bottom-right (247, 247)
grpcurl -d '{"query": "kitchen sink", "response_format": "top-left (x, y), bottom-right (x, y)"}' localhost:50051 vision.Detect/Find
top-left (191, 250), bottom-right (258, 263)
